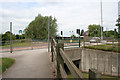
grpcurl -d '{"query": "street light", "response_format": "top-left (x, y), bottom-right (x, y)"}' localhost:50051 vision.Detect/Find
top-left (100, 0), bottom-right (103, 40)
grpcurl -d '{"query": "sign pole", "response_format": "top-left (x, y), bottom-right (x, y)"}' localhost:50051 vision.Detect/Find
top-left (48, 19), bottom-right (50, 52)
top-left (10, 22), bottom-right (13, 53)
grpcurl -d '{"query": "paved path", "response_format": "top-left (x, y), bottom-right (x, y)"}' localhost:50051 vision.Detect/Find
top-left (1, 49), bottom-right (52, 78)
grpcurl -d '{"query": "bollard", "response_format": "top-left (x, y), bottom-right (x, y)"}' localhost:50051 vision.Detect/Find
top-left (89, 68), bottom-right (101, 80)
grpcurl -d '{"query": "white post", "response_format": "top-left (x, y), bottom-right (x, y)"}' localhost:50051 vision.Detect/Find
top-left (100, 0), bottom-right (103, 40)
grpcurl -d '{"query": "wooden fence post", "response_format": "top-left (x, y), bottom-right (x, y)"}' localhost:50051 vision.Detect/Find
top-left (89, 68), bottom-right (101, 80)
top-left (51, 39), bottom-right (53, 62)
top-left (56, 43), bottom-right (64, 78)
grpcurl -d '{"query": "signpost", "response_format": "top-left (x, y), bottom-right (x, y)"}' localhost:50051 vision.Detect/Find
top-left (10, 22), bottom-right (13, 53)
top-left (19, 30), bottom-right (22, 39)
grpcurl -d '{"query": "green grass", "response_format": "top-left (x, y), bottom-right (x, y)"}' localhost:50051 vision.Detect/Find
top-left (0, 42), bottom-right (34, 48)
top-left (83, 43), bottom-right (119, 52)
top-left (68, 72), bottom-right (119, 80)
top-left (0, 58), bottom-right (15, 74)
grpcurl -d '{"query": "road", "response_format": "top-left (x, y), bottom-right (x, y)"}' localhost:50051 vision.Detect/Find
top-left (0, 44), bottom-right (48, 53)
top-left (1, 49), bottom-right (52, 78)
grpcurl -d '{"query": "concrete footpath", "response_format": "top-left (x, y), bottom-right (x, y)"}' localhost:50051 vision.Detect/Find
top-left (1, 49), bottom-right (52, 78)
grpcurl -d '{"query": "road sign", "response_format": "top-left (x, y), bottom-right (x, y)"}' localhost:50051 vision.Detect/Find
top-left (70, 39), bottom-right (72, 43)
top-left (19, 30), bottom-right (22, 34)
top-left (76, 29), bottom-right (80, 35)
top-left (61, 31), bottom-right (63, 35)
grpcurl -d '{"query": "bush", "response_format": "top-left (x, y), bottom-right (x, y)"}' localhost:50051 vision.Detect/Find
top-left (21, 40), bottom-right (26, 43)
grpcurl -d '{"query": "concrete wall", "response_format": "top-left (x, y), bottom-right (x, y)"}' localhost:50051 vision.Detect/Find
top-left (64, 48), bottom-right (119, 76)
top-left (64, 48), bottom-right (82, 61)
top-left (81, 48), bottom-right (119, 76)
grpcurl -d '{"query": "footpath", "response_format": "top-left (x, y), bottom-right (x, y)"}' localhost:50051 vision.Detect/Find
top-left (1, 49), bottom-right (52, 78)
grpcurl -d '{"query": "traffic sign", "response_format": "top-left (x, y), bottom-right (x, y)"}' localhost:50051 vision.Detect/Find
top-left (19, 30), bottom-right (22, 34)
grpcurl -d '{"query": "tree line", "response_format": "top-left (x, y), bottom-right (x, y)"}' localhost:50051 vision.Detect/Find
top-left (88, 24), bottom-right (118, 38)
top-left (0, 14), bottom-right (119, 46)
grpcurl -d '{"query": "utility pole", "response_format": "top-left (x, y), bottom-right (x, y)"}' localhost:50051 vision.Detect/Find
top-left (100, 0), bottom-right (103, 40)
top-left (48, 19), bottom-right (50, 52)
top-left (10, 22), bottom-right (13, 53)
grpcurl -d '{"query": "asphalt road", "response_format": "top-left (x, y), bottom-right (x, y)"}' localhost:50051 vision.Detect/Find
top-left (1, 49), bottom-right (52, 78)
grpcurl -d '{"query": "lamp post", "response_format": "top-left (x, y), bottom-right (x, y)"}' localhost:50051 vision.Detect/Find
top-left (100, 0), bottom-right (103, 40)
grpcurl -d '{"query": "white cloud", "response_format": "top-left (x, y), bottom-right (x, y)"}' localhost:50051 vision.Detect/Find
top-left (0, 0), bottom-right (119, 36)
top-left (0, 0), bottom-right (119, 2)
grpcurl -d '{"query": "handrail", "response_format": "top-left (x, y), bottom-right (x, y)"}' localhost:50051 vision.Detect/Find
top-left (51, 37), bottom-right (85, 79)
top-left (60, 48), bottom-right (85, 79)
top-left (51, 37), bottom-right (102, 79)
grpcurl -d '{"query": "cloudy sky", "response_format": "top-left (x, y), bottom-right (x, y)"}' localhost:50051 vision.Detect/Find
top-left (0, 0), bottom-right (119, 36)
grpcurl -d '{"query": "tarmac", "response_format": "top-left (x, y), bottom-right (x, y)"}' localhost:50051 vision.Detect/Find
top-left (0, 49), bottom-right (52, 78)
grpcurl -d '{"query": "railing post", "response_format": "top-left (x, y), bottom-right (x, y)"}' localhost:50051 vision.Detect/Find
top-left (56, 39), bottom-right (58, 43)
top-left (56, 43), bottom-right (64, 78)
top-left (79, 37), bottom-right (81, 48)
top-left (51, 38), bottom-right (53, 62)
top-left (89, 68), bottom-right (101, 80)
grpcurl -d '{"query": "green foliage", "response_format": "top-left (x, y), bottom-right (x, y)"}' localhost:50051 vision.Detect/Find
top-left (1, 31), bottom-right (16, 46)
top-left (2, 31), bottom-right (16, 41)
top-left (71, 34), bottom-right (76, 38)
top-left (83, 44), bottom-right (119, 52)
top-left (0, 58), bottom-right (15, 74)
top-left (15, 34), bottom-right (19, 39)
top-left (16, 34), bottom-right (25, 39)
top-left (103, 30), bottom-right (118, 38)
top-left (24, 14), bottom-right (57, 40)
top-left (88, 24), bottom-right (100, 37)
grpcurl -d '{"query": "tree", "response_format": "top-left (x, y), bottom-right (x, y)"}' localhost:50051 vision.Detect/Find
top-left (2, 31), bottom-right (16, 41)
top-left (24, 14), bottom-right (57, 40)
top-left (103, 30), bottom-right (118, 38)
top-left (15, 34), bottom-right (20, 39)
top-left (1, 31), bottom-right (16, 46)
top-left (15, 34), bottom-right (26, 39)
top-left (88, 24), bottom-right (100, 37)
top-left (71, 34), bottom-right (76, 38)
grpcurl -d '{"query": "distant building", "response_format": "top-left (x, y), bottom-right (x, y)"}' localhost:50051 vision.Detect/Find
top-left (118, 1), bottom-right (120, 16)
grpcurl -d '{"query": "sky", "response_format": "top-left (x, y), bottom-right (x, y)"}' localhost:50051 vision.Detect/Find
top-left (0, 0), bottom-right (119, 37)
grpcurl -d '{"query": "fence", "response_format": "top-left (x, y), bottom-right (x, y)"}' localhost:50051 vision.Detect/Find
top-left (55, 37), bottom-right (81, 49)
top-left (51, 37), bottom-right (101, 79)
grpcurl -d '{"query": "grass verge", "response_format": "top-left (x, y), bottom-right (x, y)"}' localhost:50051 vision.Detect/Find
top-left (0, 58), bottom-right (15, 74)
top-left (68, 72), bottom-right (119, 80)
top-left (0, 42), bottom-right (34, 48)
top-left (83, 43), bottom-right (119, 52)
